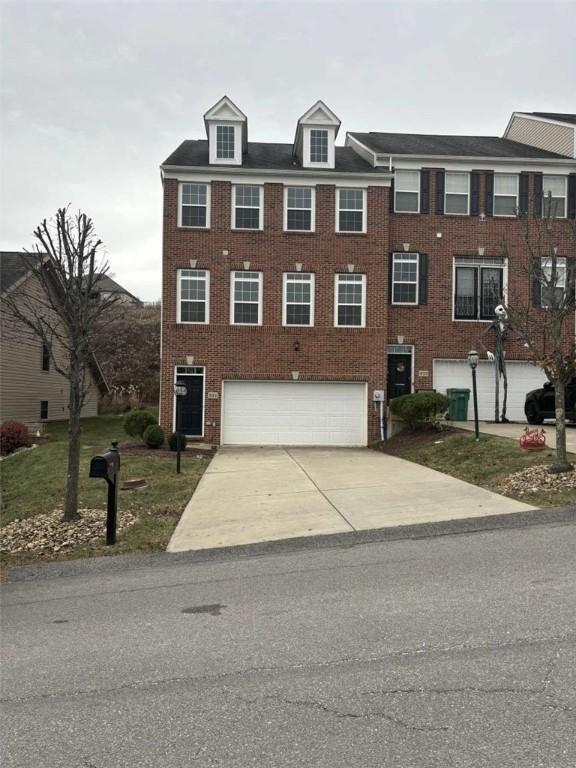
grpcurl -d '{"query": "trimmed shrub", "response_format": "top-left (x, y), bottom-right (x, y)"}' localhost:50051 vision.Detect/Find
top-left (168, 432), bottom-right (187, 452)
top-left (143, 424), bottom-right (164, 449)
top-left (0, 420), bottom-right (31, 456)
top-left (123, 409), bottom-right (157, 439)
top-left (389, 392), bottom-right (449, 431)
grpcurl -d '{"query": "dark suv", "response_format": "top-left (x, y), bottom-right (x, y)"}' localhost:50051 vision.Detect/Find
top-left (524, 379), bottom-right (576, 424)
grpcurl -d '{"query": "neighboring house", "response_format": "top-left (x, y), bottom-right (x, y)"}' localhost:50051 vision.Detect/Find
top-left (159, 97), bottom-right (576, 446)
top-left (0, 252), bottom-right (106, 429)
top-left (92, 274), bottom-right (142, 305)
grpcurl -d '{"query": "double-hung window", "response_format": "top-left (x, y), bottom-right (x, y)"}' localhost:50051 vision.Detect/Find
top-left (231, 271), bottom-right (262, 325)
top-left (540, 256), bottom-right (567, 307)
top-left (454, 257), bottom-right (505, 320)
top-left (337, 188), bottom-right (366, 233)
top-left (40, 400), bottom-right (48, 420)
top-left (285, 187), bottom-right (314, 231)
top-left (335, 273), bottom-right (366, 327)
top-left (310, 129), bottom-right (328, 163)
top-left (494, 174), bottom-right (518, 216)
top-left (392, 253), bottom-right (419, 305)
top-left (233, 185), bottom-right (262, 230)
top-left (283, 273), bottom-right (314, 326)
top-left (542, 175), bottom-right (567, 218)
top-left (394, 170), bottom-right (420, 213)
top-left (180, 183), bottom-right (209, 228)
top-left (216, 125), bottom-right (235, 159)
top-left (178, 269), bottom-right (209, 323)
top-left (41, 341), bottom-right (50, 371)
top-left (445, 172), bottom-right (470, 215)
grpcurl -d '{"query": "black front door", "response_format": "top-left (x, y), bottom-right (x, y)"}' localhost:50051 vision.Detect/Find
top-left (387, 354), bottom-right (412, 401)
top-left (176, 375), bottom-right (204, 436)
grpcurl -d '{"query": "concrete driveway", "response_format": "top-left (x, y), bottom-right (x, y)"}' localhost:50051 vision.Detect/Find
top-left (168, 447), bottom-right (533, 552)
top-left (460, 421), bottom-right (576, 453)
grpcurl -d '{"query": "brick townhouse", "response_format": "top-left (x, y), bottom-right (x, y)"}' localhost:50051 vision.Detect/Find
top-left (159, 99), bottom-right (576, 446)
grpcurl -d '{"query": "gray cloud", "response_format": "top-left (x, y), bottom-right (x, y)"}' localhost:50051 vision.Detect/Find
top-left (2, 0), bottom-right (574, 301)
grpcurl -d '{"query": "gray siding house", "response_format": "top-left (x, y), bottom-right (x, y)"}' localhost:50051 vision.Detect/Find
top-left (0, 252), bottom-right (104, 429)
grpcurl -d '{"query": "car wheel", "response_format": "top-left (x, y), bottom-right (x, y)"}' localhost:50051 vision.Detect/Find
top-left (525, 401), bottom-right (544, 425)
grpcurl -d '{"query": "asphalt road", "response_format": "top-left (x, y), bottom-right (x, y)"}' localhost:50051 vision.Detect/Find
top-left (2, 521), bottom-right (575, 767)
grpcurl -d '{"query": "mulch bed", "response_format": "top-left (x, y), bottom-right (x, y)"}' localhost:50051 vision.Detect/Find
top-left (0, 508), bottom-right (138, 556)
top-left (120, 443), bottom-right (216, 459)
top-left (499, 465), bottom-right (576, 498)
top-left (374, 426), bottom-right (459, 456)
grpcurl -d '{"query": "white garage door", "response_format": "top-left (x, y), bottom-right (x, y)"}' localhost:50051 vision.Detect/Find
top-left (433, 360), bottom-right (548, 421)
top-left (222, 381), bottom-right (367, 446)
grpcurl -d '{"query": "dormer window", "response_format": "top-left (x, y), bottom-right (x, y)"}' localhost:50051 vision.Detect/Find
top-left (216, 125), bottom-right (235, 159)
top-left (293, 100), bottom-right (341, 170)
top-left (310, 129), bottom-right (329, 163)
top-left (204, 96), bottom-right (247, 166)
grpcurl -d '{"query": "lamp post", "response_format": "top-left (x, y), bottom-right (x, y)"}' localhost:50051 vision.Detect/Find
top-left (467, 350), bottom-right (480, 441)
top-left (174, 384), bottom-right (188, 473)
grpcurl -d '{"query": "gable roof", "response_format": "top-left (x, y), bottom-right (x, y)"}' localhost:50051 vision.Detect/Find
top-left (162, 139), bottom-right (379, 174)
top-left (0, 251), bottom-right (44, 295)
top-left (527, 112), bottom-right (576, 126)
top-left (347, 132), bottom-right (570, 159)
top-left (94, 274), bottom-right (141, 303)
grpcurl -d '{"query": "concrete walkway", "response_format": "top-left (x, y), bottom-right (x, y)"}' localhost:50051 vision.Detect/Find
top-left (459, 421), bottom-right (576, 453)
top-left (167, 447), bottom-right (534, 553)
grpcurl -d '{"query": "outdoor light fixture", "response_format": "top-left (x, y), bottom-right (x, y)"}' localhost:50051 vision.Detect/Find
top-left (467, 349), bottom-right (480, 440)
top-left (467, 350), bottom-right (479, 369)
top-left (293, 340), bottom-right (300, 352)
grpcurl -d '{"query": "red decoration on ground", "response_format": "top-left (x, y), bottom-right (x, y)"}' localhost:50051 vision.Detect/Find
top-left (519, 427), bottom-right (546, 451)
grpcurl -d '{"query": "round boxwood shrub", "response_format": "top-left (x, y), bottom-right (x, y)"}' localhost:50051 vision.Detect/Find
top-left (123, 409), bottom-right (157, 439)
top-left (168, 432), bottom-right (187, 452)
top-left (143, 424), bottom-right (164, 449)
top-left (389, 392), bottom-right (449, 431)
top-left (0, 420), bottom-right (31, 455)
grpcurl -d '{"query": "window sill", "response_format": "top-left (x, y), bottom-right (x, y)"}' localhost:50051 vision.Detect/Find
top-left (335, 231), bottom-right (367, 236)
top-left (283, 229), bottom-right (316, 235)
top-left (231, 228), bottom-right (264, 233)
top-left (178, 225), bottom-right (210, 231)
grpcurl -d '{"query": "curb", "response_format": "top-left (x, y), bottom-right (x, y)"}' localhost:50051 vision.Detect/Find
top-left (4, 503), bottom-right (575, 584)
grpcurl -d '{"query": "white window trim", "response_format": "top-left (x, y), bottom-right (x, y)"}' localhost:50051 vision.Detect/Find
top-left (334, 273), bottom-right (367, 328)
top-left (178, 183), bottom-right (211, 229)
top-left (282, 272), bottom-right (315, 327)
top-left (391, 253), bottom-right (419, 306)
top-left (302, 125), bottom-right (335, 169)
top-left (493, 174), bottom-right (519, 218)
top-left (542, 175), bottom-right (568, 219)
top-left (208, 122), bottom-right (242, 166)
top-left (540, 256), bottom-right (567, 308)
top-left (394, 170), bottom-right (420, 214)
top-left (451, 258), bottom-right (509, 322)
top-left (335, 188), bottom-right (367, 234)
top-left (444, 172), bottom-right (470, 216)
top-left (230, 271), bottom-right (263, 326)
top-left (177, 269), bottom-right (210, 325)
top-left (231, 185), bottom-right (264, 231)
top-left (283, 186), bottom-right (316, 232)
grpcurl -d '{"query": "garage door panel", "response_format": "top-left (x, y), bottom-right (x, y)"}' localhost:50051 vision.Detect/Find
top-left (433, 360), bottom-right (547, 421)
top-left (222, 381), bottom-right (366, 446)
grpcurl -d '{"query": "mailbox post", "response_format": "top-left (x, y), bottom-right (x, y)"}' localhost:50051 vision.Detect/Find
top-left (89, 441), bottom-right (120, 545)
top-left (174, 384), bottom-right (187, 474)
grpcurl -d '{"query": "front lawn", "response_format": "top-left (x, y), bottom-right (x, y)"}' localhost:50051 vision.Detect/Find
top-left (380, 429), bottom-right (576, 508)
top-left (1, 414), bottom-right (210, 568)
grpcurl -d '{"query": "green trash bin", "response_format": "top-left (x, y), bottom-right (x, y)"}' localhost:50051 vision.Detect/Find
top-left (446, 388), bottom-right (471, 421)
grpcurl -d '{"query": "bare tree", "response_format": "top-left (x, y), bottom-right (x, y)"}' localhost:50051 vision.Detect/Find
top-left (3, 208), bottom-right (122, 519)
top-left (500, 197), bottom-right (575, 472)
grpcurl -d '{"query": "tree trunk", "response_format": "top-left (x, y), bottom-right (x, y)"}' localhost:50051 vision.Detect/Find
top-left (63, 358), bottom-right (83, 521)
top-left (552, 379), bottom-right (573, 473)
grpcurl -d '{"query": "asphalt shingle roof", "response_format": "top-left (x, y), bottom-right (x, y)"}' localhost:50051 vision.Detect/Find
top-left (528, 112), bottom-right (576, 126)
top-left (0, 251), bottom-right (38, 294)
top-left (348, 132), bottom-right (569, 159)
top-left (163, 140), bottom-right (380, 173)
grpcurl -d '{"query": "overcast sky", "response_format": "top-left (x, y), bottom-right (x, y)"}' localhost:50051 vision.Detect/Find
top-left (1, 0), bottom-right (574, 301)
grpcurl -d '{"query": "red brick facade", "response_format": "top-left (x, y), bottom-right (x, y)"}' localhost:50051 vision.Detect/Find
top-left (160, 171), bottom-right (575, 444)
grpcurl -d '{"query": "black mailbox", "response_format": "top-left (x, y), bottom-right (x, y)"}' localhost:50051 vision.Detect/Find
top-left (88, 441), bottom-right (120, 545)
top-left (89, 451), bottom-right (120, 481)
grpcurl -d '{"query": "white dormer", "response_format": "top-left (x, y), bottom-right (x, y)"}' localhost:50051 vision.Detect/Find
top-left (204, 96), bottom-right (247, 166)
top-left (294, 100), bottom-right (341, 169)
